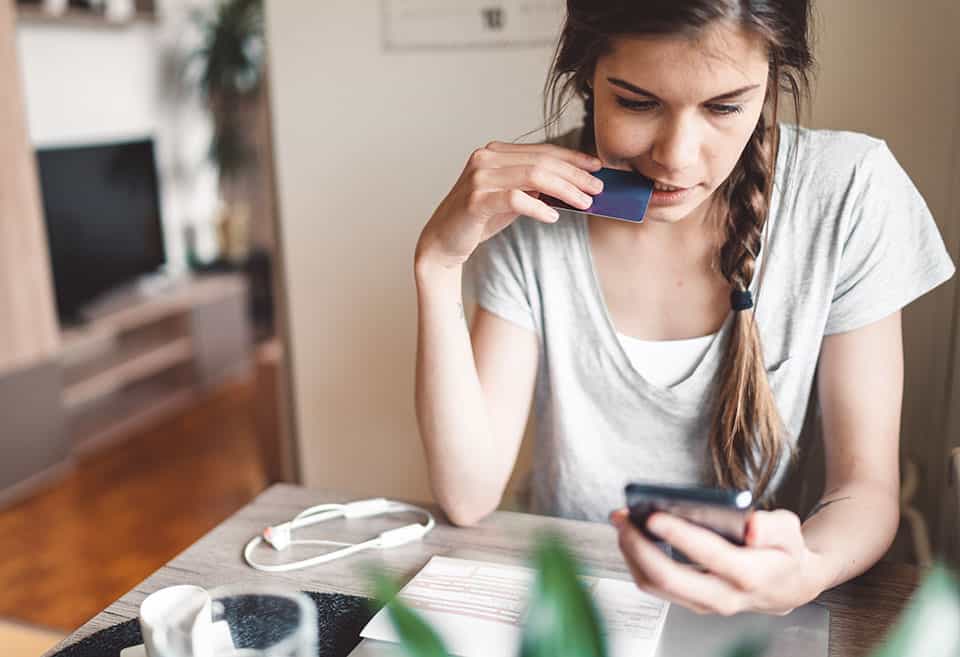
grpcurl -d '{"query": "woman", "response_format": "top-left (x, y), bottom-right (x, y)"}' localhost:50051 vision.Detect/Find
top-left (413, 0), bottom-right (954, 614)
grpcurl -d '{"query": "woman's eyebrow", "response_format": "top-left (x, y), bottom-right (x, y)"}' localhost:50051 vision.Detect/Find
top-left (607, 77), bottom-right (762, 102)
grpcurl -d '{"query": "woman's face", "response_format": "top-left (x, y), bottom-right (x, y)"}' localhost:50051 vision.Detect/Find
top-left (591, 22), bottom-right (770, 225)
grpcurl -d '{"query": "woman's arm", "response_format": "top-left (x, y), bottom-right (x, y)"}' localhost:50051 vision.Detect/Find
top-left (608, 311), bottom-right (904, 614)
top-left (414, 143), bottom-right (601, 526)
top-left (800, 310), bottom-right (903, 587)
top-left (414, 260), bottom-right (538, 526)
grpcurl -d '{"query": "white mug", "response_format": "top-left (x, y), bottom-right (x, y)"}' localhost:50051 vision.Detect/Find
top-left (139, 585), bottom-right (213, 657)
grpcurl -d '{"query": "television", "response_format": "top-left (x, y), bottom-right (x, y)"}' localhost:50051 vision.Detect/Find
top-left (36, 138), bottom-right (166, 323)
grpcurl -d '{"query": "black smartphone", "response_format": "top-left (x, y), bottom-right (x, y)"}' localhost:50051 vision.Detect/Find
top-left (625, 482), bottom-right (754, 560)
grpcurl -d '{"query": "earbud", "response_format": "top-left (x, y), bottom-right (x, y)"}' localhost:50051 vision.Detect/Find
top-left (243, 499), bottom-right (436, 572)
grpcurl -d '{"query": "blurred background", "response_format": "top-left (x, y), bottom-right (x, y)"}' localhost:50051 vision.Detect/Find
top-left (0, 1), bottom-right (958, 654)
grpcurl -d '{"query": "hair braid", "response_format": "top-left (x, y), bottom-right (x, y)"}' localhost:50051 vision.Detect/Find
top-left (709, 110), bottom-right (791, 501)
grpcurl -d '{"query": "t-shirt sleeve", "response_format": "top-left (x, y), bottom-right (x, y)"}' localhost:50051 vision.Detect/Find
top-left (469, 223), bottom-right (537, 333)
top-left (824, 140), bottom-right (955, 335)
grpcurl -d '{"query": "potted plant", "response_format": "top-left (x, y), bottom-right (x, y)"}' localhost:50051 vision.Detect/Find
top-left (186, 0), bottom-right (265, 266)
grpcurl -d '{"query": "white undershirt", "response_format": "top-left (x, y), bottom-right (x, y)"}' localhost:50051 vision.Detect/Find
top-left (615, 331), bottom-right (716, 387)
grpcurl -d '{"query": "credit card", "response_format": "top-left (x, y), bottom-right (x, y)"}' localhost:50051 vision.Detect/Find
top-left (542, 167), bottom-right (654, 223)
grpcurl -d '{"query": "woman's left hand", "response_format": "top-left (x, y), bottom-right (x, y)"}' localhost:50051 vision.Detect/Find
top-left (609, 507), bottom-right (829, 616)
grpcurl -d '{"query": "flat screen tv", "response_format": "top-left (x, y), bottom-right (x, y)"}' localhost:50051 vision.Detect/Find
top-left (36, 138), bottom-right (165, 323)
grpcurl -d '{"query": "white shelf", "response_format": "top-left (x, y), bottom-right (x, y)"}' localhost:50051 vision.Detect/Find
top-left (63, 336), bottom-right (193, 409)
top-left (16, 5), bottom-right (157, 27)
top-left (78, 275), bottom-right (244, 332)
top-left (56, 273), bottom-right (252, 452)
top-left (69, 366), bottom-right (198, 453)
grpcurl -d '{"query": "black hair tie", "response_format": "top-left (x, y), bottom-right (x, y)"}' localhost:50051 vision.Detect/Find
top-left (731, 289), bottom-right (754, 312)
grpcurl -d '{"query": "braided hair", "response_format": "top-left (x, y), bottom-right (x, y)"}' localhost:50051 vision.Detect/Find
top-left (710, 103), bottom-right (788, 498)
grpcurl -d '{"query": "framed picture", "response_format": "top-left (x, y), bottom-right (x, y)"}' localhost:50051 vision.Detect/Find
top-left (382, 0), bottom-right (565, 50)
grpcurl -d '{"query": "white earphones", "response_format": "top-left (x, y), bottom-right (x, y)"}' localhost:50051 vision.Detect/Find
top-left (243, 498), bottom-right (435, 572)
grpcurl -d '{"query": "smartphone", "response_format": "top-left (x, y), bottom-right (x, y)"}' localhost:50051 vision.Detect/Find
top-left (625, 482), bottom-right (754, 556)
top-left (541, 167), bottom-right (653, 223)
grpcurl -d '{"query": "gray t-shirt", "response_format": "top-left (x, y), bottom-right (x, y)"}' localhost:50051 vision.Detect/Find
top-left (469, 124), bottom-right (955, 522)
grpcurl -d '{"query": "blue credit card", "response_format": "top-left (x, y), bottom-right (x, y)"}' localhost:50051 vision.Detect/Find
top-left (542, 167), bottom-right (653, 223)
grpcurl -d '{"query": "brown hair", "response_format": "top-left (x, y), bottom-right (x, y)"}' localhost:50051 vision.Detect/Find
top-left (544, 1), bottom-right (814, 501)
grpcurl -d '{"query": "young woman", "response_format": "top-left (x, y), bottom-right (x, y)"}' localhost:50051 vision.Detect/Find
top-left (413, 1), bottom-right (954, 614)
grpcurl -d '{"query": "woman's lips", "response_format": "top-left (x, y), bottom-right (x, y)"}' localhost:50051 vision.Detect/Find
top-left (649, 180), bottom-right (698, 206)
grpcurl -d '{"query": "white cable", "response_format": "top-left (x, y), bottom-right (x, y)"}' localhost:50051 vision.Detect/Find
top-left (243, 498), bottom-right (435, 573)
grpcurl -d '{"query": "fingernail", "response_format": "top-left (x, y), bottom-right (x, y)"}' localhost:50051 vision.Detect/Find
top-left (610, 513), bottom-right (625, 529)
top-left (591, 177), bottom-right (604, 192)
top-left (578, 192), bottom-right (593, 207)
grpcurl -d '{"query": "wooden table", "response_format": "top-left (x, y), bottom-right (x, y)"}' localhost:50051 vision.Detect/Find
top-left (46, 484), bottom-right (920, 657)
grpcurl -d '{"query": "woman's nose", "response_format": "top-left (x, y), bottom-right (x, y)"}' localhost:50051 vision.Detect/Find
top-left (651, 118), bottom-right (700, 175)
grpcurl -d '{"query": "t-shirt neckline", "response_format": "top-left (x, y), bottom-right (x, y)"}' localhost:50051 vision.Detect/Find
top-left (576, 123), bottom-right (788, 396)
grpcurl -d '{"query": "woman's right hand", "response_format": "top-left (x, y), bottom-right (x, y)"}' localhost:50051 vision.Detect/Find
top-left (415, 141), bottom-right (604, 270)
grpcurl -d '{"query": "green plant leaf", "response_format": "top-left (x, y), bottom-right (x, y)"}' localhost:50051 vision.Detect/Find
top-left (519, 533), bottom-right (607, 657)
top-left (370, 569), bottom-right (452, 657)
top-left (869, 563), bottom-right (960, 657)
top-left (191, 0), bottom-right (264, 99)
top-left (185, 0), bottom-right (265, 177)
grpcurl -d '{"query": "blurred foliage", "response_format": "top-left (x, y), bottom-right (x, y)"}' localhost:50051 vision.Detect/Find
top-left (518, 534), bottom-right (606, 657)
top-left (869, 564), bottom-right (960, 657)
top-left (370, 533), bottom-right (960, 657)
top-left (187, 0), bottom-right (264, 178)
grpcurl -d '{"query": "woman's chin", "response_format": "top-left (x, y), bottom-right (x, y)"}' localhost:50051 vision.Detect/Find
top-left (643, 206), bottom-right (698, 225)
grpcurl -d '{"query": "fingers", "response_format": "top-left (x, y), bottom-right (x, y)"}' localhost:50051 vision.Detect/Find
top-left (484, 140), bottom-right (602, 171)
top-left (745, 510), bottom-right (805, 552)
top-left (458, 142), bottom-right (605, 225)
top-left (644, 513), bottom-right (759, 593)
top-left (467, 189), bottom-right (559, 225)
top-left (466, 144), bottom-right (604, 198)
top-left (471, 165), bottom-right (596, 212)
top-left (609, 508), bottom-right (629, 527)
top-left (616, 519), bottom-right (749, 616)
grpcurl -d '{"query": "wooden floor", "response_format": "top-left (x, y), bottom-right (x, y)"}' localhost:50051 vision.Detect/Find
top-left (0, 376), bottom-right (268, 631)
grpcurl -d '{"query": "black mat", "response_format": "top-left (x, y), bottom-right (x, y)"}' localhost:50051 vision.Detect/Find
top-left (48, 592), bottom-right (382, 657)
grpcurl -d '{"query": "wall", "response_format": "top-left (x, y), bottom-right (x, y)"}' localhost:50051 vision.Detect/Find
top-left (266, 1), bottom-right (570, 501)
top-left (801, 1), bottom-right (960, 547)
top-left (14, 0), bottom-right (221, 273)
top-left (268, 1), bottom-right (960, 543)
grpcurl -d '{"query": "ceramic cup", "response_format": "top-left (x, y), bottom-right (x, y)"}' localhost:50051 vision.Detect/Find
top-left (139, 585), bottom-right (213, 657)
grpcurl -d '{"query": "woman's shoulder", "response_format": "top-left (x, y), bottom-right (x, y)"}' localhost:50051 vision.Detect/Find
top-left (778, 123), bottom-right (889, 180)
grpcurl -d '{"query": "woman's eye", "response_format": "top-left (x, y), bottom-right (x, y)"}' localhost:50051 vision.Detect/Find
top-left (706, 103), bottom-right (744, 116)
top-left (615, 96), bottom-right (658, 112)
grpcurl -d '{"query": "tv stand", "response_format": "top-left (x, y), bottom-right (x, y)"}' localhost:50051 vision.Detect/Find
top-left (60, 273), bottom-right (252, 453)
top-left (77, 270), bottom-right (186, 322)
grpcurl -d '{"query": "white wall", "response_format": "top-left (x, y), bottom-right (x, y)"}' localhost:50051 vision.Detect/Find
top-left (15, 0), bottom-right (221, 272)
top-left (266, 1), bottom-right (570, 501)
top-left (17, 24), bottom-right (160, 145)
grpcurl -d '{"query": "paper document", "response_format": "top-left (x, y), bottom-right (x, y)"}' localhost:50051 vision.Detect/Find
top-left (360, 556), bottom-right (669, 657)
